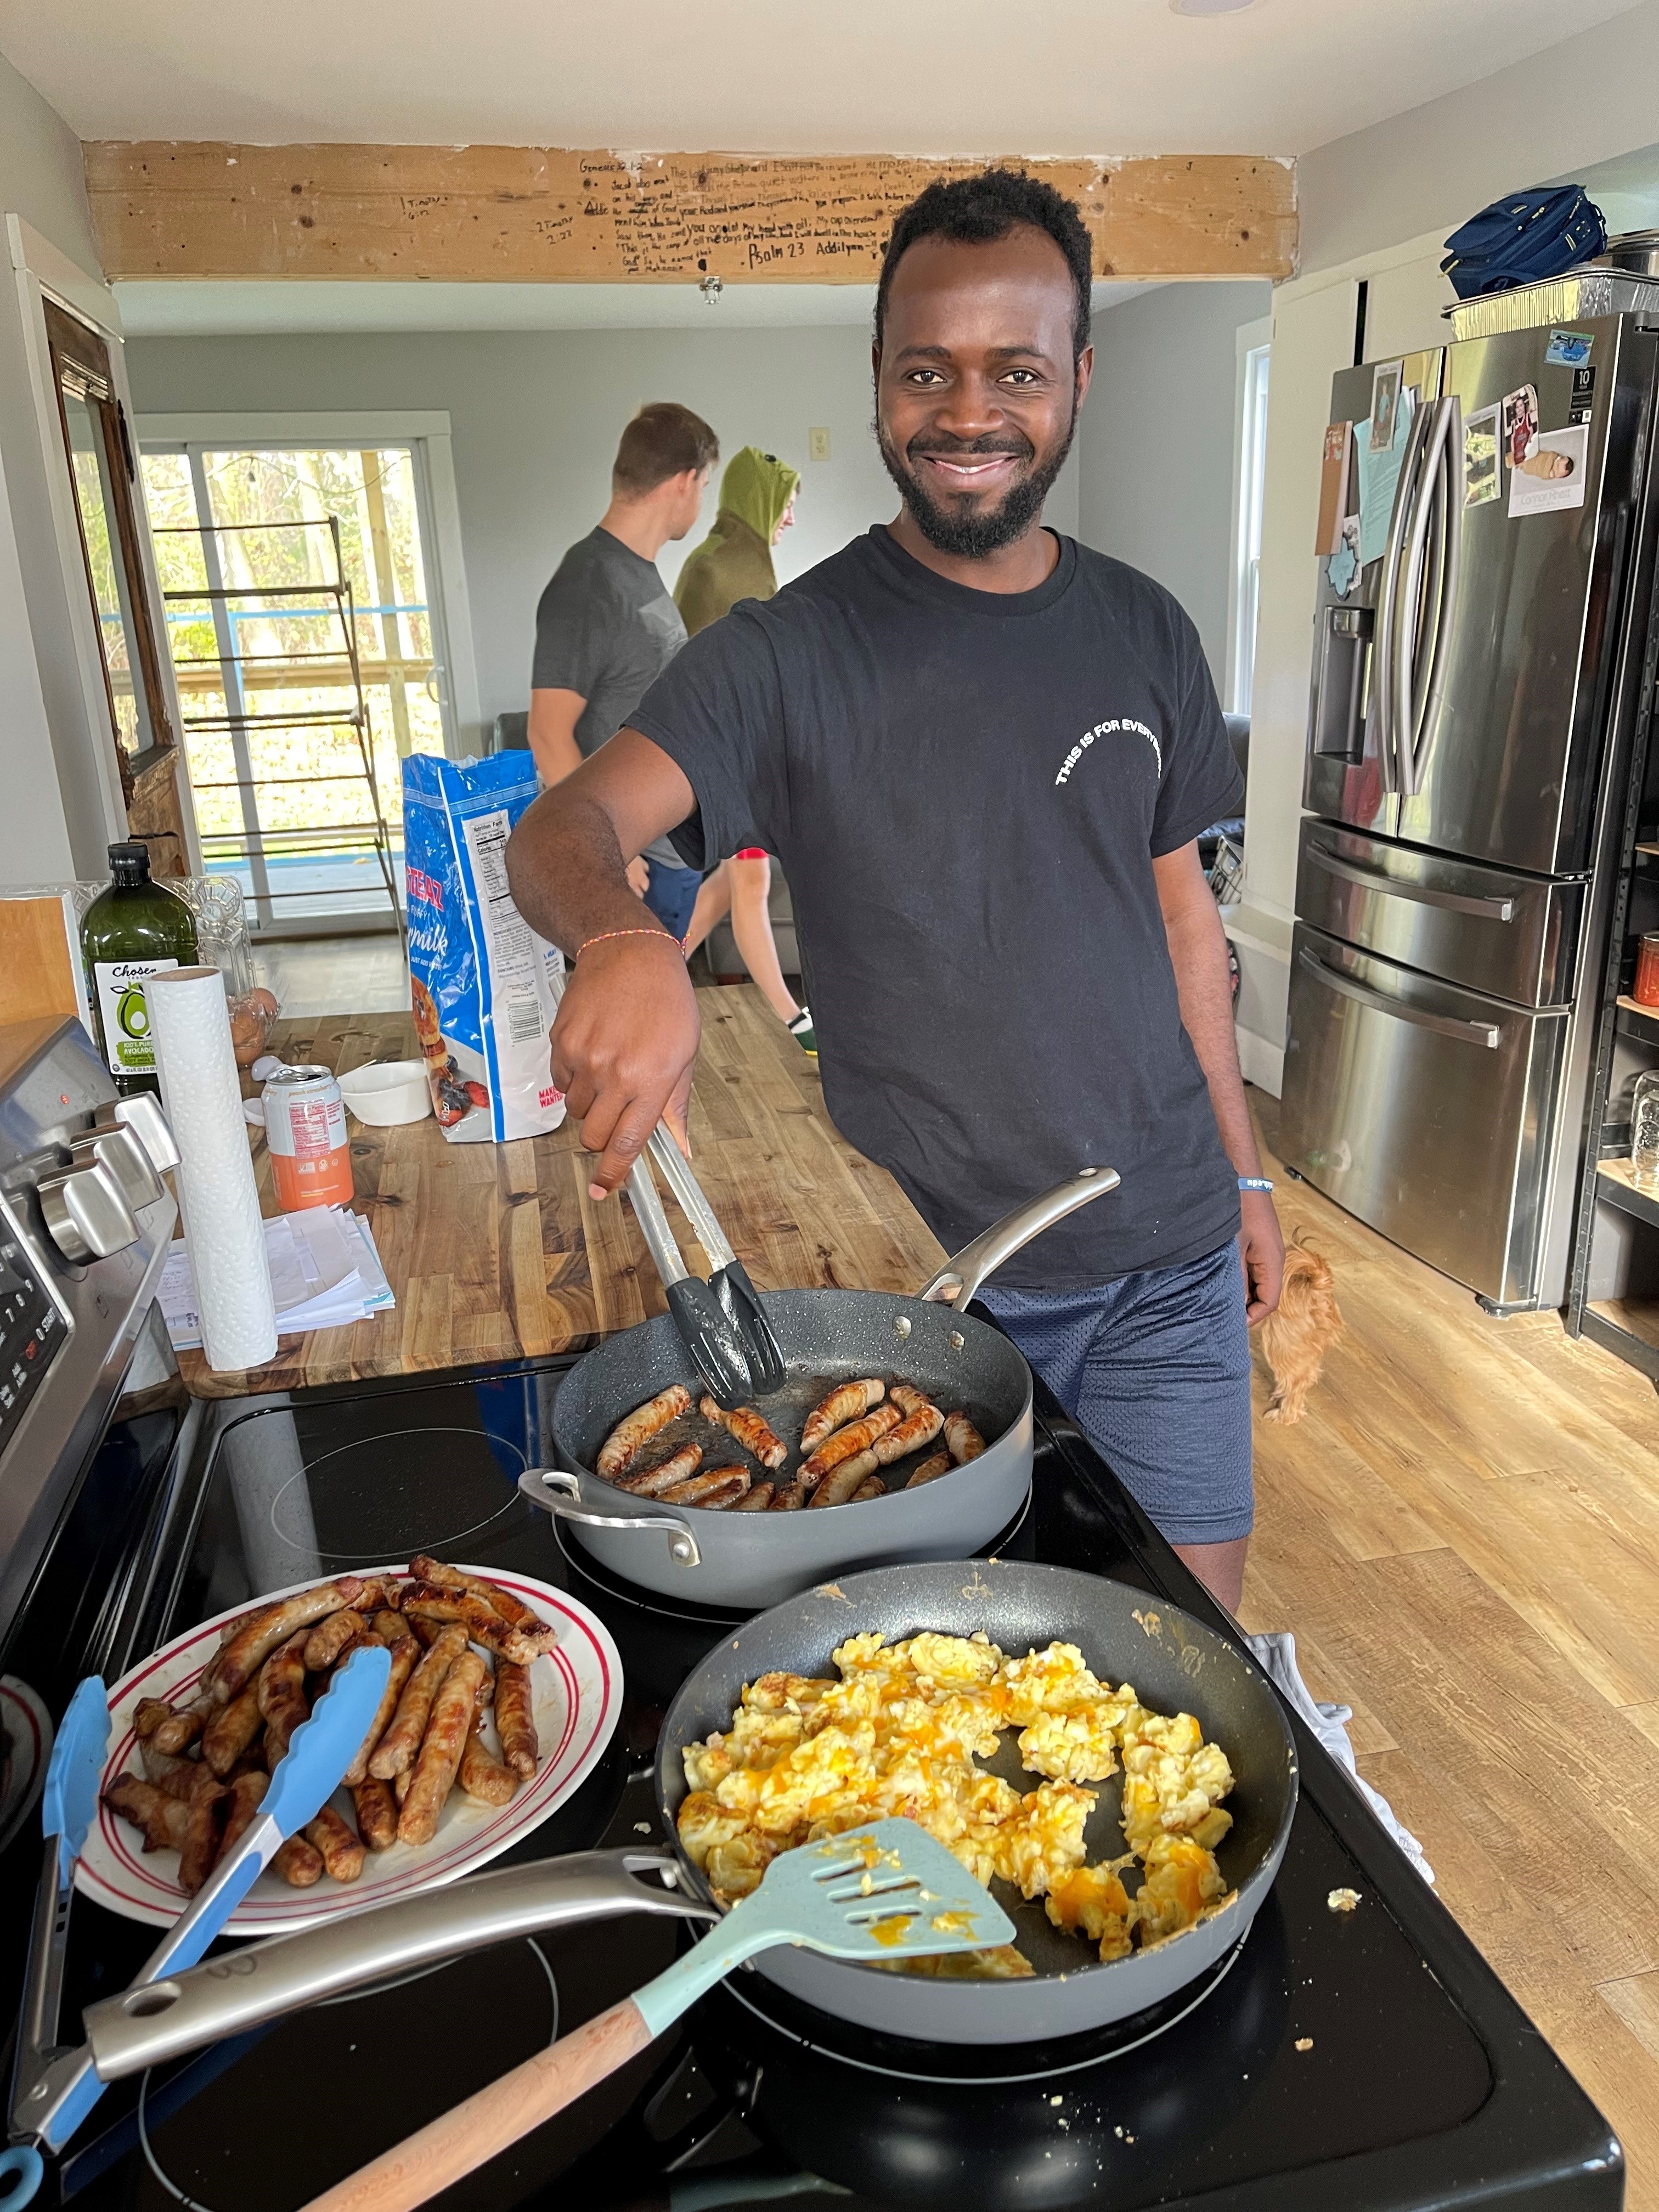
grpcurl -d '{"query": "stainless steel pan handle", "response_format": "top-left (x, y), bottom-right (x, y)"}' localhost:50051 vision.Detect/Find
top-left (1304, 840), bottom-right (1515, 921)
top-left (917, 1165), bottom-right (1121, 1309)
top-left (1298, 947), bottom-right (1500, 1047)
top-left (517, 1466), bottom-right (702, 1568)
top-left (82, 1850), bottom-right (715, 2082)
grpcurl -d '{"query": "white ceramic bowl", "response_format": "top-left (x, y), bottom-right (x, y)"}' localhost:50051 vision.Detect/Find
top-left (338, 1060), bottom-right (431, 1126)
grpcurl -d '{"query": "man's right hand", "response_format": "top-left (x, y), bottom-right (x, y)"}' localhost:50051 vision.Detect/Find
top-left (550, 934), bottom-right (700, 1199)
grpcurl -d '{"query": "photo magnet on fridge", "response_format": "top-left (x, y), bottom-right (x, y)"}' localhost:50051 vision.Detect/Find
top-left (1500, 383), bottom-right (1541, 470)
top-left (1314, 422), bottom-right (1352, 555)
top-left (1327, 516), bottom-right (1361, 598)
top-left (1368, 360), bottom-right (1404, 452)
top-left (1507, 424), bottom-right (1588, 516)
top-left (1544, 329), bottom-right (1593, 366)
top-left (1464, 404), bottom-right (1501, 506)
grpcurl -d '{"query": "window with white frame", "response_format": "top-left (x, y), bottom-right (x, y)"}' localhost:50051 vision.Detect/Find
top-left (1228, 329), bottom-right (1271, 717)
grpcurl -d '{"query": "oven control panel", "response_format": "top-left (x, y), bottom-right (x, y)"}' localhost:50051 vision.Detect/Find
top-left (0, 1231), bottom-right (63, 1452)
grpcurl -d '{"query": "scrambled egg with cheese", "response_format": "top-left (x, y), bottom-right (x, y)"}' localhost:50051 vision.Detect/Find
top-left (678, 1631), bottom-right (1236, 1973)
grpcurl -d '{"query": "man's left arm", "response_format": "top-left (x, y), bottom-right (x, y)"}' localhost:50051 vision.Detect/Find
top-left (1153, 840), bottom-right (1283, 1323)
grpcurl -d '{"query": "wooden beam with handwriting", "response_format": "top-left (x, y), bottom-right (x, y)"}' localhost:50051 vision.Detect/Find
top-left (83, 143), bottom-right (1296, 285)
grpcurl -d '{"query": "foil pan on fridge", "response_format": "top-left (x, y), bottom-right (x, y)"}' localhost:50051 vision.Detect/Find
top-left (1446, 269), bottom-right (1659, 337)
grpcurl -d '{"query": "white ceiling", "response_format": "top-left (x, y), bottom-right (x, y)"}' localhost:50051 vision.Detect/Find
top-left (111, 276), bottom-right (1153, 338)
top-left (1, 0), bottom-right (1641, 157)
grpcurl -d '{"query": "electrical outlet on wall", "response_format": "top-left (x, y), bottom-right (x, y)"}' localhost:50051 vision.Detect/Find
top-left (807, 426), bottom-right (831, 462)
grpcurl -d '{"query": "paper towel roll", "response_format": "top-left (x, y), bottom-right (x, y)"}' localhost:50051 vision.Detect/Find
top-left (147, 965), bottom-right (278, 1372)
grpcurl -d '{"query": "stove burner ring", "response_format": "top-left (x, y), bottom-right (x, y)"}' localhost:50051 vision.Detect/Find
top-left (136, 1939), bottom-right (558, 2209)
top-left (270, 1425), bottom-right (528, 1565)
top-left (723, 1928), bottom-right (1246, 2086)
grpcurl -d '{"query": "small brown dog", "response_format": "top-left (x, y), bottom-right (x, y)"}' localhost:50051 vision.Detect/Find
top-left (1261, 1235), bottom-right (1343, 1424)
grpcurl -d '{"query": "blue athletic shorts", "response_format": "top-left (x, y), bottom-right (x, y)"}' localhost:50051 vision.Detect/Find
top-left (979, 1239), bottom-right (1253, 1547)
top-left (640, 859), bottom-right (702, 943)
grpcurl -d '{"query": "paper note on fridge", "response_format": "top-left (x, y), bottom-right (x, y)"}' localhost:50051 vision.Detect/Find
top-left (1314, 422), bottom-right (1352, 556)
top-left (1507, 424), bottom-right (1589, 517)
top-left (1355, 385), bottom-right (1415, 566)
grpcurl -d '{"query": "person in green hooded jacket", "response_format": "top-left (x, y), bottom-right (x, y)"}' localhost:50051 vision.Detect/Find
top-left (675, 448), bottom-right (816, 1053)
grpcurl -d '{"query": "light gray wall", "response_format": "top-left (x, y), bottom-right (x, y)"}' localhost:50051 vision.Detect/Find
top-left (1075, 281), bottom-right (1271, 688)
top-left (125, 323), bottom-right (1081, 737)
top-left (1299, 0), bottom-right (1659, 274)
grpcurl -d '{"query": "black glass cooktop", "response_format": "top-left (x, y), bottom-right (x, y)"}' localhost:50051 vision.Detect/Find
top-left (6, 1359), bottom-right (1622, 2210)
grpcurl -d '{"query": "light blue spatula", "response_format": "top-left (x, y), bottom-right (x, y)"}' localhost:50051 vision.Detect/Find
top-left (296, 1818), bottom-right (1014, 2212)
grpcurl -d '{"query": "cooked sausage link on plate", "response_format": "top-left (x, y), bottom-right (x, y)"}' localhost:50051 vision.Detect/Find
top-left (597, 1383), bottom-right (692, 1479)
top-left (202, 1679), bottom-right (264, 1776)
top-left (613, 1443), bottom-right (702, 1496)
top-left (272, 1834), bottom-right (323, 1887)
top-left (905, 1451), bottom-right (954, 1488)
top-left (214, 1770), bottom-right (269, 1867)
top-left (732, 1483), bottom-right (775, 1511)
top-left (304, 1607), bottom-right (367, 1672)
top-left (142, 1740), bottom-right (194, 1790)
top-left (152, 1687), bottom-right (216, 1756)
top-left (257, 1632), bottom-right (311, 1767)
top-left (370, 1623), bottom-right (467, 1780)
top-left (304, 1805), bottom-right (366, 1883)
top-left (697, 1396), bottom-right (789, 1471)
top-left (809, 1450), bottom-right (882, 1507)
top-left (945, 1412), bottom-right (988, 1465)
top-left (659, 1465), bottom-right (751, 1507)
top-left (800, 1378), bottom-right (885, 1456)
top-left (398, 1649), bottom-right (486, 1847)
top-left (133, 1697), bottom-right (173, 1742)
top-left (400, 1587), bottom-right (556, 1667)
top-left (103, 1776), bottom-right (190, 1855)
top-left (799, 1404), bottom-right (902, 1487)
top-left (493, 1660), bottom-right (538, 1779)
top-left (215, 1576), bottom-right (366, 1700)
top-left (408, 1555), bottom-right (540, 1635)
top-left (353, 1776), bottom-right (399, 1852)
top-left (177, 1778), bottom-right (227, 1894)
top-left (459, 1716), bottom-right (518, 1806)
top-left (346, 1634), bottom-right (420, 1787)
top-left (872, 1403), bottom-right (945, 1465)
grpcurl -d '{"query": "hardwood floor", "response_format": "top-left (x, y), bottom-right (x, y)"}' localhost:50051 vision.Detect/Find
top-left (1245, 1088), bottom-right (1659, 2207)
top-left (251, 933), bottom-right (407, 1020)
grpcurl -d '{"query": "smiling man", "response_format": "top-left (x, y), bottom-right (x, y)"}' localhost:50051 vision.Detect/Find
top-left (506, 168), bottom-right (1281, 1609)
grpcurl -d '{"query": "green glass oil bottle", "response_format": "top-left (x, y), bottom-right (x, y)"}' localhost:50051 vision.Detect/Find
top-left (81, 843), bottom-right (199, 1098)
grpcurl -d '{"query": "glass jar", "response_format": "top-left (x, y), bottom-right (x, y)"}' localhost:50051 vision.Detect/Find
top-left (1633, 1067), bottom-right (1659, 1189)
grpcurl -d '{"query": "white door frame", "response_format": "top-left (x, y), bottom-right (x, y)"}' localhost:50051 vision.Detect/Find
top-left (132, 410), bottom-right (484, 756)
top-left (8, 215), bottom-right (203, 873)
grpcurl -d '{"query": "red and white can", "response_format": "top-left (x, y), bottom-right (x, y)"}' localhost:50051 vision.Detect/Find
top-left (263, 1065), bottom-right (354, 1212)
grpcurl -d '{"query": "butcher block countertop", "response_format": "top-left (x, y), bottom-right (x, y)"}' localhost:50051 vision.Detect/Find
top-left (175, 983), bottom-right (945, 1400)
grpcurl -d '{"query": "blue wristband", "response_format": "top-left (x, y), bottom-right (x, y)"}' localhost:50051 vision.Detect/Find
top-left (1238, 1176), bottom-right (1274, 1193)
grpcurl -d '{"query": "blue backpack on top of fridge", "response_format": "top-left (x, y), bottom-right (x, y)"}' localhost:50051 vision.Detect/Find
top-left (1441, 186), bottom-right (1606, 300)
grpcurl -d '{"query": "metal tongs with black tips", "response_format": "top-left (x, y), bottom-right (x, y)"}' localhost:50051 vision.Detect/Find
top-left (624, 1121), bottom-right (787, 1406)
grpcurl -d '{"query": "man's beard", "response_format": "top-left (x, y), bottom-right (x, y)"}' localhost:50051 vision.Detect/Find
top-left (877, 404), bottom-right (1077, 560)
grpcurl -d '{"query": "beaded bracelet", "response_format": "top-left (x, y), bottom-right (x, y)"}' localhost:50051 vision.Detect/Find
top-left (574, 927), bottom-right (685, 961)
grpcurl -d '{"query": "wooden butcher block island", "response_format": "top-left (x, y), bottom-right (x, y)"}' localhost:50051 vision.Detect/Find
top-left (176, 983), bottom-right (945, 1400)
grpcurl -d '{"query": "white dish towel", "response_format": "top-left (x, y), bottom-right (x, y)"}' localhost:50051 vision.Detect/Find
top-left (1246, 1630), bottom-right (1435, 1886)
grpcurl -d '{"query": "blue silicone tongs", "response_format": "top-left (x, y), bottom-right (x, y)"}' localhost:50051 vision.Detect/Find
top-left (1, 1643), bottom-right (390, 2208)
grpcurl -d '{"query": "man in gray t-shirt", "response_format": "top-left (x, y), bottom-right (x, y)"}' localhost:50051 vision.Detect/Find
top-left (529, 402), bottom-right (718, 940)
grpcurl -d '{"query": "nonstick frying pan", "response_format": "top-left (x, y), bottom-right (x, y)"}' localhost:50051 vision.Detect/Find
top-left (657, 1559), bottom-right (1298, 2042)
top-left (520, 1167), bottom-right (1117, 1609)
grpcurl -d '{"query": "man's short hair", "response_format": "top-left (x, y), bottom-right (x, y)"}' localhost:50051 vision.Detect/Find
top-left (613, 403), bottom-right (720, 496)
top-left (875, 167), bottom-right (1094, 364)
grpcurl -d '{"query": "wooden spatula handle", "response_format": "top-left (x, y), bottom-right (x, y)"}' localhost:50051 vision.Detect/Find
top-left (300, 1996), bottom-right (654, 2211)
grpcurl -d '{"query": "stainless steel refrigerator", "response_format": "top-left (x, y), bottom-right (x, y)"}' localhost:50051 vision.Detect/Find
top-left (1280, 316), bottom-right (1659, 1311)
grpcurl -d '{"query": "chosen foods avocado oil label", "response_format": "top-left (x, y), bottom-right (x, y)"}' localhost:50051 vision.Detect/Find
top-left (92, 958), bottom-right (179, 1076)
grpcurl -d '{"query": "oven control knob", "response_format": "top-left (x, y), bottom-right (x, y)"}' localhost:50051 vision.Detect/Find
top-left (112, 1093), bottom-right (182, 1177)
top-left (69, 1122), bottom-right (166, 1214)
top-left (36, 1158), bottom-right (142, 1263)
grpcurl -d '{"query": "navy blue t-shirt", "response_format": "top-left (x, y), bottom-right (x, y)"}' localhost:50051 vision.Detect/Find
top-left (630, 525), bottom-right (1244, 1288)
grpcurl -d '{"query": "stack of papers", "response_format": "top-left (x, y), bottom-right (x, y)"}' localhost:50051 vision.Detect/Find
top-left (160, 1207), bottom-right (396, 1351)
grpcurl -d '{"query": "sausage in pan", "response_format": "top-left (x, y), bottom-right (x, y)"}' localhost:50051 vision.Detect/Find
top-left (769, 1481), bottom-right (806, 1511)
top-left (697, 1397), bottom-right (788, 1471)
top-left (809, 1450), bottom-right (882, 1506)
top-left (370, 1624), bottom-right (467, 1780)
top-left (799, 1404), bottom-right (901, 1487)
top-left (732, 1483), bottom-right (775, 1511)
top-left (850, 1475), bottom-right (887, 1502)
top-left (872, 1403), bottom-right (945, 1464)
top-left (304, 1805), bottom-right (366, 1882)
top-left (597, 1384), bottom-right (692, 1480)
top-left (493, 1660), bottom-right (538, 1778)
top-left (800, 1379), bottom-right (885, 1456)
top-left (215, 1577), bottom-right (366, 1700)
top-left (905, 1451), bottom-right (953, 1487)
top-left (399, 1588), bottom-right (555, 1666)
top-left (890, 1385), bottom-right (937, 1419)
top-left (408, 1555), bottom-right (539, 1635)
top-left (660, 1465), bottom-right (751, 1507)
top-left (945, 1413), bottom-right (988, 1465)
top-left (214, 1769), bottom-right (268, 1866)
top-left (257, 1632), bottom-right (311, 1765)
top-left (613, 1444), bottom-right (702, 1496)
top-left (202, 1680), bottom-right (264, 1776)
top-left (398, 1649), bottom-right (487, 1846)
top-left (353, 1777), bottom-right (398, 1852)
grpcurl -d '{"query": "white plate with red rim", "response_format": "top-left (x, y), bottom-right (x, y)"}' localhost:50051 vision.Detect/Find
top-left (76, 1564), bottom-right (623, 1934)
